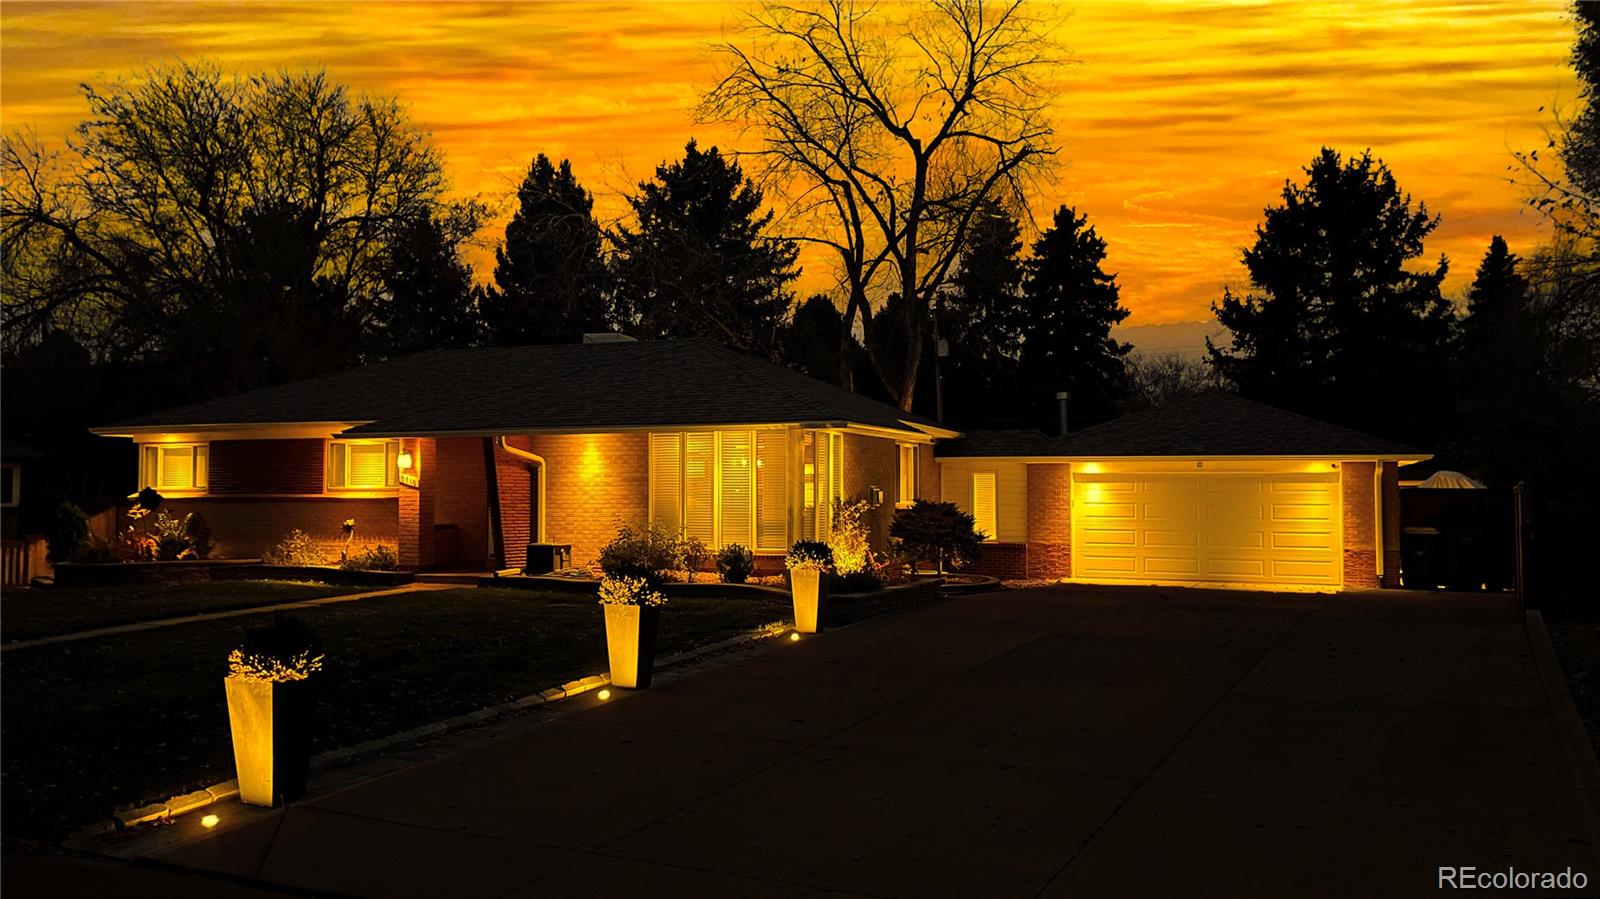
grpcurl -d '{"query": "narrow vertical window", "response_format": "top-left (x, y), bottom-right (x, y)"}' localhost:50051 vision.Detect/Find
top-left (897, 444), bottom-right (919, 506)
top-left (719, 430), bottom-right (754, 549)
top-left (683, 431), bottom-right (716, 544)
top-left (972, 471), bottom-right (998, 542)
top-left (755, 430), bottom-right (788, 551)
top-left (648, 433), bottom-right (682, 534)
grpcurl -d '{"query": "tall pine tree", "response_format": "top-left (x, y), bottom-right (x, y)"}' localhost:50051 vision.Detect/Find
top-left (611, 140), bottom-right (798, 357)
top-left (365, 211), bottom-right (482, 358)
top-left (1208, 148), bottom-right (1455, 445)
top-left (481, 154), bottom-right (609, 345)
top-left (942, 200), bottom-right (1027, 426)
top-left (1016, 206), bottom-right (1132, 429)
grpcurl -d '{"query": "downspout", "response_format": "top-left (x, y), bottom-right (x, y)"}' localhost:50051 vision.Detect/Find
top-left (497, 436), bottom-right (547, 544)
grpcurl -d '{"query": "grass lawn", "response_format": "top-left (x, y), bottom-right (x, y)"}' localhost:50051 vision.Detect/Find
top-left (1, 586), bottom-right (805, 848)
top-left (0, 580), bottom-right (367, 644)
top-left (1544, 605), bottom-right (1600, 756)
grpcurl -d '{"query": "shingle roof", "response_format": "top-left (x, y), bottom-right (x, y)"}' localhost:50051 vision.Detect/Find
top-left (935, 429), bottom-right (1071, 458)
top-left (940, 393), bottom-right (1425, 459)
top-left (98, 339), bottom-right (943, 437)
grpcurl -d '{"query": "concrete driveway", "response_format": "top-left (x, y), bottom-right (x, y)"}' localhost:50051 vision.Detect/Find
top-left (143, 584), bottom-right (1597, 898)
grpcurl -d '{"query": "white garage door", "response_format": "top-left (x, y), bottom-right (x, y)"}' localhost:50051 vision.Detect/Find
top-left (1072, 470), bottom-right (1342, 587)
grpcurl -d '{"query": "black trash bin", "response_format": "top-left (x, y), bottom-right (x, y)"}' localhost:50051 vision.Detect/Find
top-left (525, 543), bottom-right (573, 575)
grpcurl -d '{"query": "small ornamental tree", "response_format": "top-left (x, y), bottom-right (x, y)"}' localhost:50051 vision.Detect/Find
top-left (828, 499), bottom-right (874, 575)
top-left (888, 500), bottom-right (984, 574)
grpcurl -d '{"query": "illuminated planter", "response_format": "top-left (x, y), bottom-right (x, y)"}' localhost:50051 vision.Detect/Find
top-left (789, 568), bottom-right (829, 634)
top-left (224, 676), bottom-right (313, 807)
top-left (603, 604), bottom-right (661, 689)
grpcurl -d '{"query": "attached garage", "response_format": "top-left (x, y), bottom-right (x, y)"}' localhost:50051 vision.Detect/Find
top-left (936, 394), bottom-right (1430, 590)
top-left (1072, 467), bottom-right (1341, 587)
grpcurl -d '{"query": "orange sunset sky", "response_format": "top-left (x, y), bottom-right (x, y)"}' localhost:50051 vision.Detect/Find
top-left (0, 1), bottom-right (1579, 344)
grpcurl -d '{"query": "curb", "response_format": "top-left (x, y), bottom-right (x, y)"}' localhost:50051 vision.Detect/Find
top-left (95, 619), bottom-right (794, 837)
top-left (1524, 609), bottom-right (1600, 874)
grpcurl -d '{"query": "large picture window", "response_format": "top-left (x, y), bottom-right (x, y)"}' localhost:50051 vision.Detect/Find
top-left (328, 439), bottom-right (399, 490)
top-left (649, 429), bottom-right (787, 552)
top-left (140, 443), bottom-right (209, 493)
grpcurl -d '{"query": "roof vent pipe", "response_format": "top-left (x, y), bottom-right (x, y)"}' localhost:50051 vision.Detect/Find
top-left (1056, 391), bottom-right (1071, 436)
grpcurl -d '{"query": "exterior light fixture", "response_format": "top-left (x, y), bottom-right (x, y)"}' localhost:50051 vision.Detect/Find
top-left (790, 632), bottom-right (801, 642)
top-left (201, 814), bottom-right (220, 828)
top-left (597, 689), bottom-right (612, 701)
top-left (396, 450), bottom-right (414, 471)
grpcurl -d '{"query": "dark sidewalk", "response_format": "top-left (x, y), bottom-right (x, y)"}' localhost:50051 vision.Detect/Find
top-left (63, 585), bottom-right (1600, 897)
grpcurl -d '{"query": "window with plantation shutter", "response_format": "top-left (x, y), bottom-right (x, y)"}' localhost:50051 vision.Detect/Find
top-left (719, 430), bottom-right (754, 549)
top-left (140, 443), bottom-right (208, 492)
top-left (649, 433), bottom-right (682, 534)
top-left (972, 472), bottom-right (998, 542)
top-left (755, 430), bottom-right (788, 551)
top-left (328, 439), bottom-right (400, 490)
top-left (683, 432), bottom-right (716, 544)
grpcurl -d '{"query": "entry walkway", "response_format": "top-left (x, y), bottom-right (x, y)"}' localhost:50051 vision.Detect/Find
top-left (145, 585), bottom-right (1597, 897)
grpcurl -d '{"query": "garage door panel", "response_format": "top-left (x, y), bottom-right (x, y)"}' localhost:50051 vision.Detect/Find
top-left (1072, 470), bottom-right (1341, 587)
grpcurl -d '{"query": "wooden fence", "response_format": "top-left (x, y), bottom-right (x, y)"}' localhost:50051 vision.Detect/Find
top-left (1, 537), bottom-right (48, 587)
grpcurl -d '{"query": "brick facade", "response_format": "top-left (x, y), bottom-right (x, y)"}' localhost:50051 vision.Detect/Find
top-left (1341, 460), bottom-right (1379, 589)
top-left (209, 439), bottom-right (324, 495)
top-left (1380, 460), bottom-right (1402, 588)
top-left (397, 437), bottom-right (436, 570)
top-left (961, 541), bottom-right (1028, 579)
top-left (917, 443), bottom-right (940, 502)
top-left (156, 496), bottom-right (398, 561)
top-left (843, 433), bottom-right (899, 550)
top-left (433, 437), bottom-right (489, 566)
top-left (504, 433), bottom-right (648, 571)
top-left (1026, 463), bottom-right (1072, 579)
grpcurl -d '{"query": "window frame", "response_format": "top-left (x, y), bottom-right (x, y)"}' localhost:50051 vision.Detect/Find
top-left (0, 464), bottom-right (19, 508)
top-left (648, 428), bottom-right (789, 552)
top-left (326, 438), bottom-right (400, 492)
top-left (139, 443), bottom-right (209, 494)
top-left (896, 443), bottom-right (920, 508)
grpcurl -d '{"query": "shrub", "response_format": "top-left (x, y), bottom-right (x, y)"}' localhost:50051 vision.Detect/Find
top-left (228, 615), bottom-right (324, 683)
top-left (265, 529), bottom-right (327, 567)
top-left (785, 540), bottom-right (834, 572)
top-left (118, 525), bottom-right (157, 561)
top-left (597, 523), bottom-right (681, 588)
top-left (45, 502), bottom-right (90, 564)
top-left (829, 570), bottom-right (884, 594)
top-left (828, 499), bottom-right (874, 575)
top-left (679, 534), bottom-right (709, 583)
top-left (72, 533), bottom-right (119, 564)
top-left (888, 500), bottom-right (983, 573)
top-left (716, 543), bottom-right (756, 583)
top-left (185, 512), bottom-right (214, 560)
top-left (597, 574), bottom-right (668, 607)
top-left (340, 544), bottom-right (398, 571)
top-left (151, 510), bottom-right (194, 561)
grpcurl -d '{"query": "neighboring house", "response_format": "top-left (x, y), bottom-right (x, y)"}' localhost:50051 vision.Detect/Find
top-left (93, 341), bottom-right (1426, 590)
top-left (92, 339), bottom-right (950, 572)
top-left (1, 438), bottom-right (53, 587)
top-left (938, 393), bottom-right (1428, 589)
top-left (0, 437), bottom-right (45, 540)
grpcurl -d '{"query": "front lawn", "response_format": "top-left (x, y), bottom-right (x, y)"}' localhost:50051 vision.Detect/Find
top-left (0, 580), bottom-right (366, 644)
top-left (0, 587), bottom-right (791, 848)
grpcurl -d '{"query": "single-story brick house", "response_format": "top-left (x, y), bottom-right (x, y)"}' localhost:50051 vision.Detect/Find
top-left (94, 340), bottom-right (1427, 589)
top-left (937, 393), bottom-right (1428, 589)
top-left (93, 339), bottom-right (951, 573)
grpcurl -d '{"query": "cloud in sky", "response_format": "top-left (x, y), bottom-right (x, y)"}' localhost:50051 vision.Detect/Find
top-left (0, 0), bottom-right (1576, 326)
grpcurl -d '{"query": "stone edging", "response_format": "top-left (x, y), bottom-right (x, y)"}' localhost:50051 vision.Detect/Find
top-left (100, 619), bottom-right (795, 833)
top-left (1524, 609), bottom-right (1600, 874)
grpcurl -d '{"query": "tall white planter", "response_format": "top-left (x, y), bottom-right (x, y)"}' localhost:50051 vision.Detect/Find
top-left (789, 567), bottom-right (829, 634)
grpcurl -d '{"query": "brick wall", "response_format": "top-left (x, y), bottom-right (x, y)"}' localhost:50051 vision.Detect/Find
top-left (433, 437), bottom-right (489, 566)
top-left (1341, 460), bottom-right (1379, 589)
top-left (209, 439), bottom-right (325, 495)
top-left (156, 496), bottom-right (398, 561)
top-left (843, 433), bottom-right (898, 551)
top-left (1380, 460), bottom-right (1402, 588)
top-left (960, 541), bottom-right (1028, 579)
top-left (506, 433), bottom-right (648, 571)
top-left (1026, 463), bottom-right (1072, 578)
top-left (398, 437), bottom-right (436, 570)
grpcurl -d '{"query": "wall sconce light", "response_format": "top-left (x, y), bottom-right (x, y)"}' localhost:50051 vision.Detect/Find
top-left (867, 486), bottom-right (884, 507)
top-left (397, 450), bottom-right (414, 471)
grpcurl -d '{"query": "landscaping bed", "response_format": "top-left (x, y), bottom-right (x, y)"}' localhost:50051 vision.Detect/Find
top-left (0, 587), bottom-right (796, 847)
top-left (0, 580), bottom-right (368, 644)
